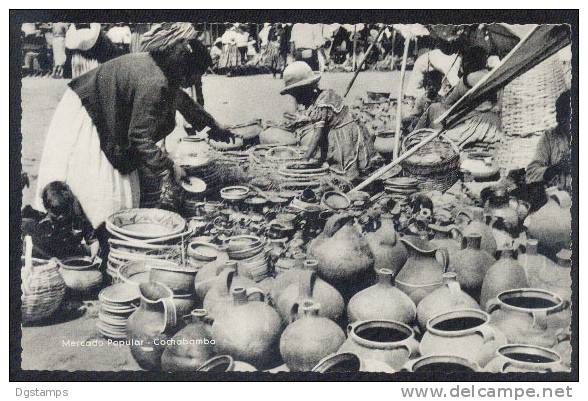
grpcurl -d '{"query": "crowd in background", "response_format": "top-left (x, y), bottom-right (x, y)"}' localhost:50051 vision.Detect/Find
top-left (21, 22), bottom-right (421, 78)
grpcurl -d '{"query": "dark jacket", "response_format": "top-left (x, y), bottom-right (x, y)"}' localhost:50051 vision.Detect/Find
top-left (69, 52), bottom-right (217, 175)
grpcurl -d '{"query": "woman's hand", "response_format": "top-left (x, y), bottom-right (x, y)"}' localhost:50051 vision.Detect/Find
top-left (208, 127), bottom-right (236, 143)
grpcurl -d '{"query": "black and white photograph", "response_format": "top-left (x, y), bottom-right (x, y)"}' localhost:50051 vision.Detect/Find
top-left (9, 9), bottom-right (578, 385)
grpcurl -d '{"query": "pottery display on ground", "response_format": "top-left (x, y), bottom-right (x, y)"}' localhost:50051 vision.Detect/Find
top-left (275, 269), bottom-right (344, 323)
top-left (448, 233), bottom-right (495, 300)
top-left (211, 287), bottom-right (284, 370)
top-left (279, 300), bottom-right (346, 371)
top-left (419, 309), bottom-right (507, 367)
top-left (202, 267), bottom-right (260, 318)
top-left (308, 213), bottom-right (375, 296)
top-left (126, 281), bottom-right (178, 371)
top-left (416, 272), bottom-right (481, 331)
top-left (160, 309), bottom-right (215, 371)
top-left (457, 207), bottom-right (497, 257)
top-left (338, 320), bottom-right (420, 370)
top-left (365, 213), bottom-right (408, 275)
top-left (58, 256), bottom-right (103, 294)
top-left (404, 355), bottom-right (481, 372)
top-left (347, 268), bottom-right (416, 325)
top-left (395, 237), bottom-right (449, 304)
top-left (193, 257), bottom-right (233, 301)
top-left (479, 247), bottom-right (529, 310)
top-left (486, 288), bottom-right (571, 349)
top-left (524, 187), bottom-right (571, 256)
top-left (485, 344), bottom-right (566, 373)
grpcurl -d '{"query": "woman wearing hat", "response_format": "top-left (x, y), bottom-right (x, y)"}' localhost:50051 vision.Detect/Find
top-left (280, 61), bottom-right (375, 180)
top-left (35, 37), bottom-right (234, 230)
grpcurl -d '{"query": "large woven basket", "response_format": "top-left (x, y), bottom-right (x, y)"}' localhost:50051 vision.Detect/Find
top-left (21, 256), bottom-right (66, 325)
top-left (492, 133), bottom-right (543, 172)
top-left (501, 55), bottom-right (567, 137)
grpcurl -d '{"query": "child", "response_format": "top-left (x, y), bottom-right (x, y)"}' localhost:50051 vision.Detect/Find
top-left (404, 69), bottom-right (444, 131)
top-left (22, 181), bottom-right (99, 259)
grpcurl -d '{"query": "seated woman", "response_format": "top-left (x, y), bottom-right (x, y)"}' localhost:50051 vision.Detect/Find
top-left (279, 61), bottom-right (375, 181)
top-left (22, 181), bottom-right (98, 260)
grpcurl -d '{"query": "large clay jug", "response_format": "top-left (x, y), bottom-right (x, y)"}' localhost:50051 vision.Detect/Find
top-left (211, 287), bottom-right (284, 369)
top-left (271, 259), bottom-right (318, 302)
top-left (127, 281), bottom-right (178, 371)
top-left (416, 272), bottom-right (481, 331)
top-left (429, 224), bottom-right (465, 271)
top-left (517, 239), bottom-right (557, 287)
top-left (160, 309), bottom-right (215, 371)
top-left (530, 249), bottom-right (572, 303)
top-left (279, 300), bottom-right (346, 371)
top-left (449, 234), bottom-right (495, 300)
top-left (276, 269), bottom-right (344, 323)
top-left (364, 213), bottom-right (408, 275)
top-left (486, 288), bottom-right (571, 348)
top-left (524, 188), bottom-right (571, 256)
top-left (457, 207), bottom-right (497, 257)
top-left (347, 268), bottom-right (416, 325)
top-left (338, 320), bottom-right (420, 370)
top-left (419, 309), bottom-right (507, 367)
top-left (194, 258), bottom-right (232, 302)
top-left (485, 344), bottom-right (566, 373)
top-left (479, 247), bottom-right (528, 310)
top-left (308, 213), bottom-right (374, 295)
top-left (395, 237), bottom-right (449, 304)
top-left (202, 267), bottom-right (260, 318)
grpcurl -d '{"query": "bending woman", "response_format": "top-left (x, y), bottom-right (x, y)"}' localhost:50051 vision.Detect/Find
top-left (35, 38), bottom-right (233, 229)
top-left (279, 61), bottom-right (375, 181)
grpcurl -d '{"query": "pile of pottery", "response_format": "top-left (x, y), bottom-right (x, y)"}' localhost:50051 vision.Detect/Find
top-left (97, 282), bottom-right (140, 339)
top-left (383, 176), bottom-right (419, 201)
top-left (278, 160), bottom-right (330, 189)
top-left (177, 156), bottom-right (221, 197)
top-left (227, 235), bottom-right (272, 283)
top-left (105, 208), bottom-right (188, 282)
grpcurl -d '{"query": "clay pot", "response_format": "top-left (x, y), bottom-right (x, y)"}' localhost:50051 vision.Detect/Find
top-left (457, 207), bottom-right (497, 257)
top-left (279, 300), bottom-right (346, 371)
top-left (374, 130), bottom-right (396, 159)
top-left (486, 288), bottom-right (571, 348)
top-left (524, 188), bottom-right (571, 256)
top-left (460, 152), bottom-right (499, 180)
top-left (347, 268), bottom-right (416, 325)
top-left (202, 266), bottom-right (260, 318)
top-left (528, 249), bottom-right (572, 303)
top-left (420, 309), bottom-right (507, 367)
top-left (271, 258), bottom-right (317, 300)
top-left (308, 213), bottom-right (374, 293)
top-left (429, 224), bottom-right (465, 271)
top-left (416, 272), bottom-right (481, 331)
top-left (197, 355), bottom-right (258, 372)
top-left (338, 320), bottom-right (420, 370)
top-left (172, 292), bottom-right (197, 318)
top-left (364, 213), bottom-right (408, 275)
top-left (259, 127), bottom-right (298, 145)
top-left (552, 331), bottom-right (572, 370)
top-left (149, 260), bottom-right (198, 295)
top-left (187, 241), bottom-right (226, 270)
top-left (211, 287), bottom-right (284, 369)
top-left (448, 234), bottom-right (495, 300)
top-left (58, 256), bottom-right (103, 293)
top-left (479, 247), bottom-right (529, 310)
top-left (311, 353), bottom-right (396, 373)
top-left (193, 258), bottom-right (232, 302)
top-left (517, 239), bottom-right (557, 288)
top-left (276, 269), bottom-right (344, 323)
top-left (127, 281), bottom-right (178, 371)
top-left (405, 355), bottom-right (480, 372)
top-left (161, 309), bottom-right (216, 371)
top-left (395, 237), bottom-right (449, 304)
top-left (485, 344), bottom-right (566, 373)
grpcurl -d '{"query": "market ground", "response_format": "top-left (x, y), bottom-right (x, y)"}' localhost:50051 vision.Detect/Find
top-left (19, 71), bottom-right (411, 371)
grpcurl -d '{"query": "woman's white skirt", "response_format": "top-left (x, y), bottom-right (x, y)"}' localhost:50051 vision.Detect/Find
top-left (34, 88), bottom-right (140, 228)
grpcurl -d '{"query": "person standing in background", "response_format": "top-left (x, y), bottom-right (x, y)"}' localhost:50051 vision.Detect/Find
top-left (66, 23), bottom-right (123, 78)
top-left (106, 23), bottom-right (132, 54)
top-left (290, 23), bottom-right (325, 71)
top-left (51, 22), bottom-right (68, 78)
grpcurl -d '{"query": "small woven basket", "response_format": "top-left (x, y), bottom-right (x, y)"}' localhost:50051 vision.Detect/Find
top-left (400, 128), bottom-right (461, 192)
top-left (501, 55), bottom-right (567, 137)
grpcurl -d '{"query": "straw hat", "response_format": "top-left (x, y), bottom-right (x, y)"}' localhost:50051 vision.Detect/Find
top-left (280, 61), bottom-right (321, 95)
top-left (65, 23), bottom-right (101, 51)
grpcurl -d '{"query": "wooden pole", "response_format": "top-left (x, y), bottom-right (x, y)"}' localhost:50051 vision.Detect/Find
top-left (343, 25), bottom-right (387, 98)
top-left (392, 35), bottom-right (412, 159)
top-left (352, 25), bottom-right (357, 71)
top-left (349, 128), bottom-right (444, 193)
top-left (390, 29), bottom-right (397, 70)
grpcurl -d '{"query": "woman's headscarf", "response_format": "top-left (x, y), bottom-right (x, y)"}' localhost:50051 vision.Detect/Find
top-left (139, 22), bottom-right (198, 52)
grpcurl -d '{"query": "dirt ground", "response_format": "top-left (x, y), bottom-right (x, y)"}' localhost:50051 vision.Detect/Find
top-left (19, 70), bottom-right (409, 371)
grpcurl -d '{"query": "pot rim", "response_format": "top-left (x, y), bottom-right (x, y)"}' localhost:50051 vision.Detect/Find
top-left (425, 308), bottom-right (491, 338)
top-left (409, 354), bottom-right (480, 372)
top-left (150, 260), bottom-right (199, 274)
top-left (197, 355), bottom-right (235, 372)
top-left (494, 288), bottom-right (565, 314)
top-left (311, 352), bottom-right (361, 373)
top-left (348, 319), bottom-right (415, 350)
top-left (58, 256), bottom-right (100, 271)
top-left (495, 344), bottom-right (562, 365)
top-left (395, 278), bottom-right (443, 290)
top-left (187, 241), bottom-right (219, 261)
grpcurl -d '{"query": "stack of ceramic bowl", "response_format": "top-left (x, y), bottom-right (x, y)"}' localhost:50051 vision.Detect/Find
top-left (177, 156), bottom-right (221, 196)
top-left (97, 282), bottom-right (140, 339)
top-left (227, 235), bottom-right (271, 283)
top-left (187, 241), bottom-right (228, 270)
top-left (383, 177), bottom-right (420, 201)
top-left (105, 208), bottom-right (188, 282)
top-left (220, 186), bottom-right (250, 202)
top-left (181, 177), bottom-right (207, 216)
top-left (278, 160), bottom-right (329, 190)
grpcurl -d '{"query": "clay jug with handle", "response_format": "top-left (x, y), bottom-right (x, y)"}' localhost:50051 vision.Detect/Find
top-left (457, 207), bottom-right (497, 258)
top-left (364, 213), bottom-right (408, 275)
top-left (479, 246), bottom-right (528, 310)
top-left (127, 281), bottom-right (178, 371)
top-left (395, 236), bottom-right (450, 304)
top-left (448, 233), bottom-right (495, 300)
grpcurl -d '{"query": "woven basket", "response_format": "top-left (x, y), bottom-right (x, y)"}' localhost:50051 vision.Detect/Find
top-left (492, 133), bottom-right (543, 172)
top-left (21, 256), bottom-right (66, 324)
top-left (501, 55), bottom-right (567, 137)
